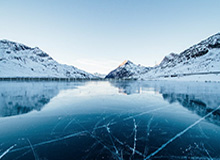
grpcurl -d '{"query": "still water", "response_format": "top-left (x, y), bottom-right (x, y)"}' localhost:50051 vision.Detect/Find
top-left (0, 81), bottom-right (220, 160)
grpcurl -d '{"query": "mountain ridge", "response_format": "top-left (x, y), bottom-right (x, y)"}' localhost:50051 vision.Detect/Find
top-left (106, 32), bottom-right (220, 81)
top-left (1, 32), bottom-right (220, 81)
top-left (0, 39), bottom-right (97, 79)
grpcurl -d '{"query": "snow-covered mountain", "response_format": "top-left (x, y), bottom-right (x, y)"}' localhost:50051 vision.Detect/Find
top-left (105, 60), bottom-right (150, 79)
top-left (106, 33), bottom-right (220, 81)
top-left (143, 33), bottom-right (220, 79)
top-left (0, 40), bottom-right (96, 79)
top-left (93, 72), bottom-right (106, 78)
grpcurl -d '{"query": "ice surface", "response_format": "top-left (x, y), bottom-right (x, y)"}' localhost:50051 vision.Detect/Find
top-left (0, 81), bottom-right (220, 159)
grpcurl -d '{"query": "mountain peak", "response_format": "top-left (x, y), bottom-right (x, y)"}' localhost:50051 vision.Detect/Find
top-left (119, 60), bottom-right (133, 67)
top-left (159, 53), bottom-right (179, 66)
top-left (211, 32), bottom-right (220, 37)
top-left (105, 60), bottom-right (150, 79)
top-left (0, 39), bottom-right (32, 51)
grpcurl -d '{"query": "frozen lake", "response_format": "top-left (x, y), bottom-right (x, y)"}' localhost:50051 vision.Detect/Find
top-left (0, 81), bottom-right (220, 160)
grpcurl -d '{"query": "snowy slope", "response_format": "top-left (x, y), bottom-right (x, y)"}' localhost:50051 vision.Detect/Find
top-left (105, 60), bottom-right (150, 79)
top-left (0, 40), bottom-right (96, 79)
top-left (141, 33), bottom-right (220, 79)
top-left (106, 33), bottom-right (220, 81)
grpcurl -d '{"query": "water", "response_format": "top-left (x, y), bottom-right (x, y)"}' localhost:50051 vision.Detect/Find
top-left (0, 81), bottom-right (220, 160)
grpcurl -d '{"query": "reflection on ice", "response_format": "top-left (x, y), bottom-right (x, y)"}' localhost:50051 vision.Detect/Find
top-left (0, 81), bottom-right (220, 159)
top-left (110, 81), bottom-right (152, 95)
top-left (0, 82), bottom-right (84, 117)
top-left (111, 81), bottom-right (220, 125)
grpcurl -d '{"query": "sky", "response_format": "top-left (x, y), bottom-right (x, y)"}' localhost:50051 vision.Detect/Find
top-left (0, 0), bottom-right (220, 74)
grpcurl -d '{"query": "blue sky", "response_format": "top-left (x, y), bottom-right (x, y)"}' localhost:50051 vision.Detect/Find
top-left (0, 0), bottom-right (219, 74)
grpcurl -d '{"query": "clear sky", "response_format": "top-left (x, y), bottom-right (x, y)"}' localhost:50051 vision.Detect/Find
top-left (0, 0), bottom-right (219, 74)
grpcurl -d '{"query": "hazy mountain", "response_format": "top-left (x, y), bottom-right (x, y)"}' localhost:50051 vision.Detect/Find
top-left (93, 72), bottom-right (106, 78)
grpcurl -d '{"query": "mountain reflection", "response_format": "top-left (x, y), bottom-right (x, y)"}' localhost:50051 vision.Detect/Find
top-left (162, 93), bottom-right (220, 125)
top-left (110, 81), bottom-right (142, 95)
top-left (0, 82), bottom-right (83, 117)
top-left (110, 81), bottom-right (220, 125)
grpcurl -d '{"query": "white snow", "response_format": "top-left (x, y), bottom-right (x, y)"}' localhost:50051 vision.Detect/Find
top-left (1, 32), bottom-right (220, 82)
top-left (0, 40), bottom-right (96, 79)
top-left (106, 33), bottom-right (220, 82)
top-left (105, 60), bottom-right (150, 79)
top-left (146, 74), bottom-right (220, 82)
top-left (140, 48), bottom-right (220, 79)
